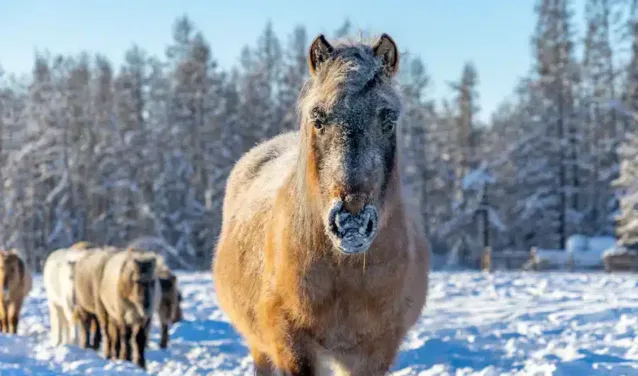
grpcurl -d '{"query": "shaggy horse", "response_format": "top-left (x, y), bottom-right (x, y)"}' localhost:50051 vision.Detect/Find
top-left (43, 247), bottom-right (87, 345)
top-left (99, 248), bottom-right (160, 369)
top-left (0, 250), bottom-right (32, 334)
top-left (212, 34), bottom-right (429, 375)
top-left (73, 246), bottom-right (117, 351)
top-left (155, 255), bottom-right (182, 349)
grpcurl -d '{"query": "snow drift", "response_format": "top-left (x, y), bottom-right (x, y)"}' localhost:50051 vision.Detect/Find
top-left (1, 271), bottom-right (637, 375)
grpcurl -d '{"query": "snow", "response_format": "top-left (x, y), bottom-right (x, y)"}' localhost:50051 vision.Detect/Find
top-left (462, 168), bottom-right (494, 190)
top-left (531, 235), bottom-right (619, 270)
top-left (573, 236), bottom-right (616, 268)
top-left (531, 248), bottom-right (571, 268)
top-left (588, 237), bottom-right (616, 254)
top-left (565, 235), bottom-right (617, 269)
top-left (603, 246), bottom-right (637, 258)
top-left (566, 234), bottom-right (589, 253)
top-left (4, 271), bottom-right (638, 375)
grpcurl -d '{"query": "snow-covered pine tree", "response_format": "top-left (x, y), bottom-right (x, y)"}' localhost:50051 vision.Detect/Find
top-left (398, 54), bottom-right (436, 237)
top-left (278, 26), bottom-right (308, 133)
top-left (613, 9), bottom-right (638, 248)
top-left (614, 133), bottom-right (638, 246)
top-left (437, 62), bottom-right (483, 265)
top-left (580, 0), bottom-right (625, 236)
top-left (532, 0), bottom-right (580, 248)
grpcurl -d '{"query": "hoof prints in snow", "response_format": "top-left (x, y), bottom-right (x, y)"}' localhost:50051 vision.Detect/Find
top-left (4, 271), bottom-right (638, 375)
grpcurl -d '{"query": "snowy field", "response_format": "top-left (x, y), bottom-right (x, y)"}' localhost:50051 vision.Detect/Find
top-left (2, 271), bottom-right (638, 375)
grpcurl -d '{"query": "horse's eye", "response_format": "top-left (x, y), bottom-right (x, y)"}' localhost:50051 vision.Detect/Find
top-left (379, 108), bottom-right (398, 134)
top-left (310, 107), bottom-right (327, 132)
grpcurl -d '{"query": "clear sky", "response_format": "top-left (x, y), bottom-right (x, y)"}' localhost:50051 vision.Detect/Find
top-left (0, 0), bottom-right (587, 123)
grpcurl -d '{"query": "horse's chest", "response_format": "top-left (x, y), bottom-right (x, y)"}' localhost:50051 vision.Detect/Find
top-left (304, 278), bottom-right (401, 350)
top-left (320, 297), bottom-right (400, 352)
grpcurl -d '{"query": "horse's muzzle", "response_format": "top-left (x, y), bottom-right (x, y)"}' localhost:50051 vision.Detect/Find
top-left (327, 201), bottom-right (378, 255)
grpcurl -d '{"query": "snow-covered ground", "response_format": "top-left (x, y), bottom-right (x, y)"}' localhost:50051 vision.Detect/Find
top-left (3, 271), bottom-right (638, 375)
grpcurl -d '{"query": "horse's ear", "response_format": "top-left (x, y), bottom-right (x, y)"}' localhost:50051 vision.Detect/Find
top-left (308, 34), bottom-right (334, 76)
top-left (372, 33), bottom-right (399, 77)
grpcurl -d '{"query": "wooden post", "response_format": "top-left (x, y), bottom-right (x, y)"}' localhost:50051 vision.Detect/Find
top-left (567, 252), bottom-right (574, 272)
top-left (481, 246), bottom-right (493, 273)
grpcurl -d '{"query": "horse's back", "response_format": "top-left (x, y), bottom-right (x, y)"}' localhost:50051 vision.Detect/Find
top-left (75, 249), bottom-right (113, 313)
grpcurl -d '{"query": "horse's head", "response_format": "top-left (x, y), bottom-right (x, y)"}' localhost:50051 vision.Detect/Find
top-left (299, 33), bottom-right (402, 255)
top-left (120, 249), bottom-right (158, 316)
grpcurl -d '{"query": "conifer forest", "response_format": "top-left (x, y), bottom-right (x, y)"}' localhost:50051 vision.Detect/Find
top-left (1, 0), bottom-right (638, 271)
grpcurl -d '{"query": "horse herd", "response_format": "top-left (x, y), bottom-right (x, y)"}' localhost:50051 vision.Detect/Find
top-left (0, 241), bottom-right (182, 370)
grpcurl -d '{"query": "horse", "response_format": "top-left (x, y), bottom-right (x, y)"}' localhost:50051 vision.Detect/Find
top-left (212, 33), bottom-right (429, 375)
top-left (155, 254), bottom-right (182, 349)
top-left (43, 247), bottom-right (87, 345)
top-left (99, 248), bottom-right (160, 369)
top-left (73, 246), bottom-right (118, 351)
top-left (0, 250), bottom-right (32, 334)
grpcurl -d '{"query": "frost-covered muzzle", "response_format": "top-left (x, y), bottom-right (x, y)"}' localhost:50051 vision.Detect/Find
top-left (327, 201), bottom-right (378, 255)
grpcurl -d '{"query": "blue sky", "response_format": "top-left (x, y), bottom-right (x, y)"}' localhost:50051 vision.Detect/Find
top-left (0, 0), bottom-right (586, 122)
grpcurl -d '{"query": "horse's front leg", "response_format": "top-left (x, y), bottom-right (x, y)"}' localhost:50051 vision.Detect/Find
top-left (7, 300), bottom-right (22, 334)
top-left (259, 299), bottom-right (314, 376)
top-left (119, 324), bottom-right (132, 361)
top-left (90, 314), bottom-right (102, 350)
top-left (132, 321), bottom-right (148, 369)
top-left (250, 347), bottom-right (275, 376)
top-left (78, 313), bottom-right (91, 349)
top-left (108, 319), bottom-right (121, 360)
top-left (95, 303), bottom-right (112, 359)
top-left (0, 299), bottom-right (8, 333)
top-left (334, 331), bottom-right (403, 376)
top-left (159, 322), bottom-right (169, 349)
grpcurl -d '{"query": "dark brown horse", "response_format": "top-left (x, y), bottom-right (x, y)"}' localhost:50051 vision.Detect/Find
top-left (212, 33), bottom-right (429, 376)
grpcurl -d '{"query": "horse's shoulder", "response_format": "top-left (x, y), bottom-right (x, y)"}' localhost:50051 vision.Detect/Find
top-left (224, 132), bottom-right (299, 216)
top-left (231, 132), bottom-right (299, 183)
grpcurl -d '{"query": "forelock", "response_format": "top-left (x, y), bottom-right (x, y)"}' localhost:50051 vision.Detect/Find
top-left (298, 36), bottom-right (398, 118)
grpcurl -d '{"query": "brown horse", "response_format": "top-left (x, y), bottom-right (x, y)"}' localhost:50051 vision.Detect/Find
top-left (99, 248), bottom-right (160, 369)
top-left (0, 250), bottom-right (32, 334)
top-left (73, 246), bottom-right (117, 351)
top-left (212, 33), bottom-right (429, 376)
top-left (155, 255), bottom-right (181, 349)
